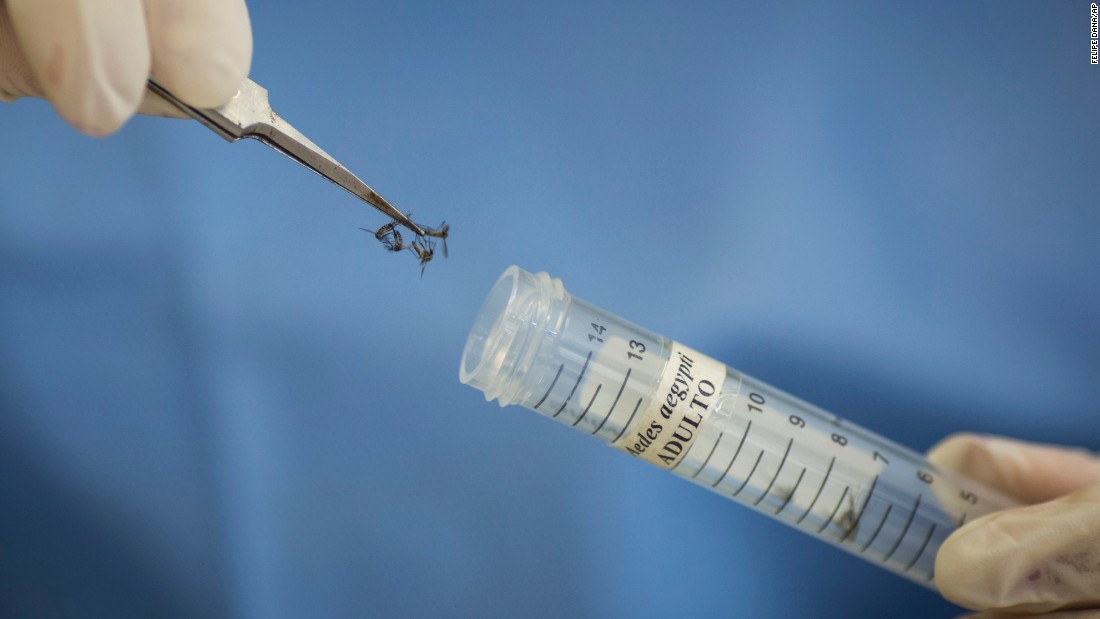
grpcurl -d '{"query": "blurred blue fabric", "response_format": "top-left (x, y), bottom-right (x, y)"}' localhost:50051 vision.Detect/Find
top-left (1, 2), bottom-right (1097, 617)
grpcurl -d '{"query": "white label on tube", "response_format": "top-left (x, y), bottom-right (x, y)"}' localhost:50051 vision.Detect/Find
top-left (611, 342), bottom-right (726, 469)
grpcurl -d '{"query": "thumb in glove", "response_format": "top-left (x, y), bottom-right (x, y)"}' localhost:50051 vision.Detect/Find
top-left (928, 434), bottom-right (1100, 616)
top-left (0, 0), bottom-right (251, 136)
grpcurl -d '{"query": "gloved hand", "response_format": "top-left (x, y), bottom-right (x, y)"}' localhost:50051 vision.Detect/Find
top-left (0, 0), bottom-right (251, 136)
top-left (928, 433), bottom-right (1100, 617)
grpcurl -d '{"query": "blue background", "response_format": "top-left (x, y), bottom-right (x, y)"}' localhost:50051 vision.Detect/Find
top-left (1, 2), bottom-right (1098, 617)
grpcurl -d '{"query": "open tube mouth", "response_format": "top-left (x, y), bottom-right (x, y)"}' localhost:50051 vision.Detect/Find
top-left (459, 266), bottom-right (520, 398)
top-left (459, 266), bottom-right (567, 407)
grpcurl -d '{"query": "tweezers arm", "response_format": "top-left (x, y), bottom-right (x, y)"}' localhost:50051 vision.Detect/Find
top-left (246, 117), bottom-right (414, 226)
top-left (147, 78), bottom-right (272, 141)
top-left (146, 78), bottom-right (427, 235)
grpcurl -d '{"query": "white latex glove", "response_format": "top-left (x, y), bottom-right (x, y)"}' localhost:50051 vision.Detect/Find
top-left (0, 0), bottom-right (251, 136)
top-left (928, 434), bottom-right (1100, 618)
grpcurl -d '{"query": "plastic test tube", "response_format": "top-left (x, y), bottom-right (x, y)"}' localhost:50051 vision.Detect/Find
top-left (459, 266), bottom-right (1017, 588)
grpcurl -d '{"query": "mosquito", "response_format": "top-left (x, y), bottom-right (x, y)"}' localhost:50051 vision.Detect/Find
top-left (408, 235), bottom-right (436, 277)
top-left (421, 221), bottom-right (449, 258)
top-left (361, 221), bottom-right (404, 252)
top-left (362, 218), bottom-right (450, 276)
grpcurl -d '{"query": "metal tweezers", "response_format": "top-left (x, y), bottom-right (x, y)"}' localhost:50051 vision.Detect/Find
top-left (147, 78), bottom-right (428, 237)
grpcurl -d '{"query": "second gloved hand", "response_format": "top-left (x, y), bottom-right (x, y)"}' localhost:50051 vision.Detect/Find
top-left (928, 434), bottom-right (1100, 617)
top-left (0, 0), bottom-right (252, 136)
